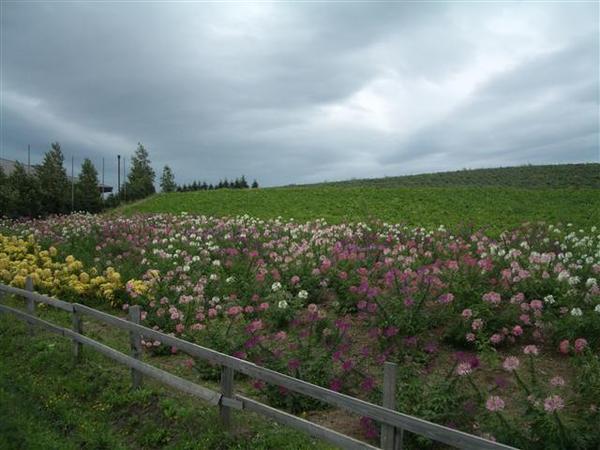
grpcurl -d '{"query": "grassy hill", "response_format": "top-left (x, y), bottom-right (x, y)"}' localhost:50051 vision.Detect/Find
top-left (299, 163), bottom-right (600, 189)
top-left (118, 186), bottom-right (600, 233)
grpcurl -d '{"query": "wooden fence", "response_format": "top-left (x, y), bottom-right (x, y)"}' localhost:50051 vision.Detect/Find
top-left (0, 279), bottom-right (517, 450)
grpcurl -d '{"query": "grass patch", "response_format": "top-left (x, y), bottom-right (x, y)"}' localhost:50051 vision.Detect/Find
top-left (116, 186), bottom-right (600, 232)
top-left (0, 305), bottom-right (335, 450)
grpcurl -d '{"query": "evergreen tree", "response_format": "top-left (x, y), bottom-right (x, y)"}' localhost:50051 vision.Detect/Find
top-left (240, 175), bottom-right (249, 189)
top-left (191, 181), bottom-right (199, 191)
top-left (208, 183), bottom-right (214, 190)
top-left (75, 159), bottom-right (102, 213)
top-left (36, 142), bottom-right (70, 215)
top-left (201, 181), bottom-right (208, 190)
top-left (160, 165), bottom-right (176, 193)
top-left (0, 165), bottom-right (12, 216)
top-left (9, 162), bottom-right (42, 217)
top-left (251, 179), bottom-right (259, 189)
top-left (124, 143), bottom-right (156, 200)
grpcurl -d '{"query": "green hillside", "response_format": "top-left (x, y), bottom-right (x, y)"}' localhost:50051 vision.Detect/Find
top-left (117, 186), bottom-right (600, 233)
top-left (299, 163), bottom-right (600, 189)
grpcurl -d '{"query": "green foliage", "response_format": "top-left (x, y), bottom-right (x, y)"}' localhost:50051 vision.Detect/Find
top-left (0, 166), bottom-right (10, 217)
top-left (7, 163), bottom-right (42, 218)
top-left (123, 143), bottom-right (156, 201)
top-left (118, 186), bottom-right (600, 234)
top-left (36, 142), bottom-right (70, 215)
top-left (0, 305), bottom-right (333, 450)
top-left (75, 158), bottom-right (103, 213)
top-left (160, 165), bottom-right (177, 193)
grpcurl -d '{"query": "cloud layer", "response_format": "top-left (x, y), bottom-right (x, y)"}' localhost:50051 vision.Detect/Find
top-left (1, 2), bottom-right (598, 187)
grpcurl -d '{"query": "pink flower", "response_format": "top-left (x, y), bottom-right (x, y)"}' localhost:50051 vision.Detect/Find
top-left (258, 302), bottom-right (269, 311)
top-left (307, 303), bottom-right (318, 313)
top-left (512, 325), bottom-right (523, 336)
top-left (466, 333), bottom-right (476, 342)
top-left (523, 345), bottom-right (539, 356)
top-left (438, 293), bottom-right (454, 304)
top-left (544, 395), bottom-right (565, 412)
top-left (456, 362), bottom-right (472, 376)
top-left (550, 376), bottom-right (565, 387)
top-left (490, 334), bottom-right (504, 345)
top-left (482, 292), bottom-right (502, 305)
top-left (502, 356), bottom-right (520, 371)
top-left (530, 300), bottom-right (543, 310)
top-left (485, 396), bottom-right (505, 412)
top-left (175, 323), bottom-right (185, 333)
top-left (330, 378), bottom-right (342, 392)
top-left (246, 319), bottom-right (263, 334)
top-left (461, 309), bottom-right (473, 319)
top-left (290, 275), bottom-right (300, 285)
top-left (574, 338), bottom-right (588, 353)
top-left (559, 339), bottom-right (570, 354)
top-left (357, 300), bottom-right (367, 310)
top-left (471, 319), bottom-right (484, 331)
top-left (403, 297), bottom-right (414, 307)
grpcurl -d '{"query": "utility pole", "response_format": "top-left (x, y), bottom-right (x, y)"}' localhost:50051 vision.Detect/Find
top-left (102, 157), bottom-right (105, 198)
top-left (71, 156), bottom-right (75, 212)
top-left (124, 157), bottom-right (127, 201)
top-left (117, 154), bottom-right (121, 196)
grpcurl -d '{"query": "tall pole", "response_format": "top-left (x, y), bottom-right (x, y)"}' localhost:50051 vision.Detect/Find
top-left (71, 155), bottom-right (75, 212)
top-left (102, 157), bottom-right (105, 198)
top-left (124, 158), bottom-right (127, 201)
top-left (117, 154), bottom-right (121, 196)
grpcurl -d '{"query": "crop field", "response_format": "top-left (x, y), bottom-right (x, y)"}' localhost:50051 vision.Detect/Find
top-left (1, 201), bottom-right (600, 448)
top-left (117, 186), bottom-right (600, 234)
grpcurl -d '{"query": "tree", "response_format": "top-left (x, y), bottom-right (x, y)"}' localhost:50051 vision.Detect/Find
top-left (251, 179), bottom-right (259, 189)
top-left (36, 142), bottom-right (70, 215)
top-left (240, 175), bottom-right (249, 189)
top-left (9, 162), bottom-right (42, 217)
top-left (0, 165), bottom-right (13, 217)
top-left (75, 159), bottom-right (102, 213)
top-left (160, 165), bottom-right (176, 193)
top-left (123, 143), bottom-right (156, 201)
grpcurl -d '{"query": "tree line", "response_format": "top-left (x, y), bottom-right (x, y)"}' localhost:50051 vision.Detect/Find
top-left (1, 142), bottom-right (259, 218)
top-left (170, 175), bottom-right (259, 192)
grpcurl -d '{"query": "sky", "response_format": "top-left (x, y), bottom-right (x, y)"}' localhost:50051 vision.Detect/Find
top-left (1, 1), bottom-right (599, 188)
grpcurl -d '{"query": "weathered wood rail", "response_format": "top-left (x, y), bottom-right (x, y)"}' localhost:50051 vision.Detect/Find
top-left (0, 280), bottom-right (517, 450)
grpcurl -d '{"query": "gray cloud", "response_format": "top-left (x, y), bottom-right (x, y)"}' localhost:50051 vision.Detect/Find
top-left (1, 2), bottom-right (598, 188)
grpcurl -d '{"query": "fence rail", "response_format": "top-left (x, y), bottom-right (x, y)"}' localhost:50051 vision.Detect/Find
top-left (0, 280), bottom-right (517, 450)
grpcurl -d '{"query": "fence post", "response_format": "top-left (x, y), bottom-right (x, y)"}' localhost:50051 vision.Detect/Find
top-left (72, 304), bottom-right (83, 361)
top-left (128, 305), bottom-right (143, 388)
top-left (220, 366), bottom-right (235, 430)
top-left (381, 361), bottom-right (403, 450)
top-left (25, 276), bottom-right (35, 336)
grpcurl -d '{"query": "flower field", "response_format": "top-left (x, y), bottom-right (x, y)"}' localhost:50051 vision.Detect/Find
top-left (1, 213), bottom-right (599, 448)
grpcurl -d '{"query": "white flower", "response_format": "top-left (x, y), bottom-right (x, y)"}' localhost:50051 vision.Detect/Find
top-left (568, 276), bottom-right (580, 286)
top-left (226, 276), bottom-right (236, 284)
top-left (586, 278), bottom-right (597, 288)
top-left (543, 295), bottom-right (555, 305)
top-left (211, 296), bottom-right (220, 304)
top-left (298, 290), bottom-right (308, 300)
top-left (209, 273), bottom-right (218, 281)
top-left (212, 260), bottom-right (221, 267)
top-left (557, 270), bottom-right (570, 282)
top-left (278, 300), bottom-right (288, 309)
top-left (570, 308), bottom-right (583, 317)
top-left (183, 265), bottom-right (190, 272)
top-left (595, 304), bottom-right (600, 314)
top-left (271, 282), bottom-right (282, 292)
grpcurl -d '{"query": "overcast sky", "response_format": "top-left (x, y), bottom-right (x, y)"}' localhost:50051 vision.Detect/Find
top-left (1, 2), bottom-right (598, 188)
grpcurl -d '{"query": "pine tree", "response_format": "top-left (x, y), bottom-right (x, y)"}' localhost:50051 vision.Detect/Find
top-left (124, 143), bottom-right (156, 200)
top-left (251, 179), bottom-right (259, 189)
top-left (240, 175), bottom-right (249, 189)
top-left (36, 142), bottom-right (70, 215)
top-left (160, 165), bottom-right (176, 193)
top-left (191, 181), bottom-right (199, 191)
top-left (9, 162), bottom-right (42, 217)
top-left (75, 159), bottom-right (102, 213)
top-left (0, 165), bottom-right (12, 216)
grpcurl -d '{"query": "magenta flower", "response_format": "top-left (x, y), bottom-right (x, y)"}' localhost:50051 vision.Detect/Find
top-left (574, 338), bottom-right (588, 353)
top-left (485, 396), bottom-right (505, 412)
top-left (544, 395), bottom-right (565, 412)
top-left (502, 356), bottom-right (520, 371)
top-left (461, 308), bottom-right (473, 319)
top-left (523, 345), bottom-right (539, 356)
top-left (456, 362), bottom-right (472, 376)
